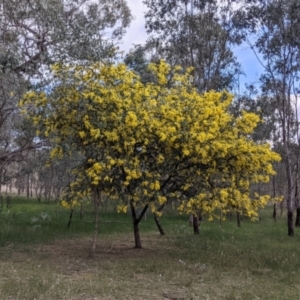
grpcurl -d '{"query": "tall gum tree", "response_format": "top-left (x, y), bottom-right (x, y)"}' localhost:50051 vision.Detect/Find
top-left (0, 0), bottom-right (132, 75)
top-left (240, 0), bottom-right (300, 236)
top-left (143, 0), bottom-right (242, 92)
top-left (0, 0), bottom-right (132, 195)
top-left (21, 61), bottom-right (281, 249)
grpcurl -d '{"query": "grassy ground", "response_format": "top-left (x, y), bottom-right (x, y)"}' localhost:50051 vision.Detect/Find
top-left (1, 198), bottom-right (300, 299)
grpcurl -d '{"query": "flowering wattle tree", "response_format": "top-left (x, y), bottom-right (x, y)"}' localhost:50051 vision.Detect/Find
top-left (20, 61), bottom-right (280, 251)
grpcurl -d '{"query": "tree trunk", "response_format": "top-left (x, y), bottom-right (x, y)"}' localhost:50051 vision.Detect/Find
top-left (237, 212), bottom-right (241, 227)
top-left (67, 209), bottom-right (73, 229)
top-left (154, 215), bottom-right (165, 235)
top-left (133, 219), bottom-right (142, 248)
top-left (294, 180), bottom-right (300, 226)
top-left (153, 203), bottom-right (165, 235)
top-left (288, 210), bottom-right (294, 236)
top-left (272, 175), bottom-right (277, 221)
top-left (89, 188), bottom-right (100, 258)
top-left (193, 214), bottom-right (199, 234)
top-left (273, 203), bottom-right (277, 221)
top-left (286, 193), bottom-right (294, 236)
top-left (130, 202), bottom-right (141, 248)
top-left (130, 201), bottom-right (148, 248)
top-left (26, 174), bottom-right (30, 199)
top-left (283, 113), bottom-right (294, 236)
top-left (295, 208), bottom-right (300, 227)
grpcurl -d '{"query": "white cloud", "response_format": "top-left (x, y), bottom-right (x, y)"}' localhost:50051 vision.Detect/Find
top-left (120, 0), bottom-right (263, 88)
top-left (119, 0), bottom-right (147, 53)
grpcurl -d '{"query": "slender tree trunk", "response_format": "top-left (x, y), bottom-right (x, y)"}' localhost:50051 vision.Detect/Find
top-left (294, 180), bottom-right (300, 226)
top-left (193, 214), bottom-right (199, 234)
top-left (282, 109), bottom-right (294, 236)
top-left (130, 201), bottom-right (148, 248)
top-left (133, 219), bottom-right (142, 248)
top-left (130, 202), bottom-right (141, 248)
top-left (30, 175), bottom-right (33, 197)
top-left (26, 174), bottom-right (30, 199)
top-left (295, 208), bottom-right (300, 227)
top-left (237, 212), bottom-right (241, 227)
top-left (153, 203), bottom-right (165, 235)
top-left (286, 175), bottom-right (294, 236)
top-left (273, 204), bottom-right (277, 221)
top-left (89, 188), bottom-right (100, 258)
top-left (67, 209), bottom-right (73, 229)
top-left (154, 215), bottom-right (165, 235)
top-left (288, 210), bottom-right (294, 236)
top-left (272, 175), bottom-right (277, 221)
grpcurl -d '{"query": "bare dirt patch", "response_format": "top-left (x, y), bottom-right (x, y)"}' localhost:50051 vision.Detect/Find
top-left (33, 233), bottom-right (170, 261)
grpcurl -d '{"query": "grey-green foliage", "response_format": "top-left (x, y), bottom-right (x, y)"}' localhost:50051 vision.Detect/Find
top-left (230, 93), bottom-right (282, 144)
top-left (124, 44), bottom-right (157, 84)
top-left (248, 0), bottom-right (300, 96)
top-left (0, 0), bottom-right (132, 77)
top-left (241, 0), bottom-right (300, 235)
top-left (0, 72), bottom-right (34, 181)
top-left (0, 0), bottom-right (132, 187)
top-left (13, 148), bottom-right (78, 201)
top-left (143, 0), bottom-right (241, 92)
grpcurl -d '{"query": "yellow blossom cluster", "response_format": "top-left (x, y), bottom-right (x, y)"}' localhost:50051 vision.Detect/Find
top-left (20, 61), bottom-right (281, 218)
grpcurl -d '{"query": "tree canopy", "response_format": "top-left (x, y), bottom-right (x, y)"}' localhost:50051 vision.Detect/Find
top-left (21, 61), bottom-right (281, 247)
top-left (0, 0), bottom-right (132, 190)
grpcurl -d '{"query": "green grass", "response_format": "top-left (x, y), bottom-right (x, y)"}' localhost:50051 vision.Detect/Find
top-left (0, 197), bottom-right (189, 246)
top-left (1, 198), bottom-right (300, 299)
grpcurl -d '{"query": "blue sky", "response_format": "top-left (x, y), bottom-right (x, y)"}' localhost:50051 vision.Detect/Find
top-left (121, 0), bottom-right (264, 92)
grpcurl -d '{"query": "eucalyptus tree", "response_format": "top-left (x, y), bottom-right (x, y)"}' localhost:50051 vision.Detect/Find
top-left (0, 0), bottom-right (132, 189)
top-left (124, 44), bottom-right (156, 84)
top-left (143, 0), bottom-right (242, 92)
top-left (242, 0), bottom-right (300, 235)
top-left (0, 0), bottom-right (132, 76)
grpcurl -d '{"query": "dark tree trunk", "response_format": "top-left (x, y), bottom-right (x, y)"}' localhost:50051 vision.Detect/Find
top-left (26, 174), bottom-right (30, 199)
top-left (130, 201), bottom-right (149, 248)
top-left (288, 211), bottom-right (294, 236)
top-left (193, 214), bottom-right (199, 234)
top-left (237, 212), bottom-right (241, 227)
top-left (295, 208), bottom-right (300, 227)
top-left (154, 215), bottom-right (165, 235)
top-left (67, 209), bottom-right (73, 229)
top-left (153, 203), bottom-right (165, 235)
top-left (294, 181), bottom-right (300, 226)
top-left (273, 204), bottom-right (277, 221)
top-left (133, 219), bottom-right (142, 248)
top-left (272, 175), bottom-right (277, 221)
